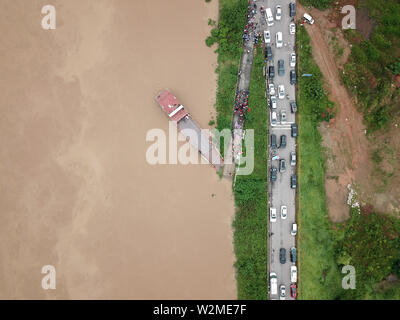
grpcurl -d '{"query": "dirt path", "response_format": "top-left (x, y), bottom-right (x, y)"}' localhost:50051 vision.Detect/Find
top-left (297, 4), bottom-right (372, 222)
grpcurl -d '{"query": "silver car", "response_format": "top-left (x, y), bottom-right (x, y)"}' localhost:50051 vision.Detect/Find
top-left (290, 52), bottom-right (296, 67)
top-left (280, 285), bottom-right (286, 300)
top-left (269, 83), bottom-right (275, 95)
top-left (290, 151), bottom-right (296, 166)
top-left (276, 5), bottom-right (282, 21)
top-left (281, 109), bottom-right (287, 124)
top-left (278, 84), bottom-right (285, 99)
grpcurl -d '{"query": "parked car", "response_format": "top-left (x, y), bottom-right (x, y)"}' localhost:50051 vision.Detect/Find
top-left (270, 207), bottom-right (277, 222)
top-left (269, 65), bottom-right (275, 80)
top-left (269, 83), bottom-right (275, 95)
top-left (290, 52), bottom-right (296, 67)
top-left (270, 95), bottom-right (277, 109)
top-left (278, 84), bottom-right (285, 99)
top-left (265, 45), bottom-right (273, 61)
top-left (291, 174), bottom-right (297, 189)
top-left (291, 123), bottom-right (298, 137)
top-left (289, 23), bottom-right (296, 35)
top-left (289, 2), bottom-right (296, 17)
top-left (303, 12), bottom-right (314, 24)
top-left (276, 32), bottom-right (283, 48)
top-left (264, 30), bottom-right (271, 43)
top-left (271, 111), bottom-right (277, 126)
top-left (275, 5), bottom-right (282, 21)
top-left (291, 266), bottom-right (297, 283)
top-left (280, 285), bottom-right (286, 300)
top-left (281, 205), bottom-right (287, 219)
top-left (270, 166), bottom-right (278, 182)
top-left (290, 247), bottom-right (297, 263)
top-left (280, 135), bottom-right (287, 149)
top-left (291, 223), bottom-right (297, 236)
top-left (278, 59), bottom-right (284, 76)
top-left (290, 151), bottom-right (296, 166)
top-left (279, 159), bottom-right (286, 173)
top-left (290, 101), bottom-right (297, 113)
top-left (290, 69), bottom-right (296, 85)
top-left (281, 109), bottom-right (287, 124)
top-left (290, 284), bottom-right (297, 299)
top-left (266, 8), bottom-right (274, 26)
top-left (280, 248), bottom-right (286, 264)
top-left (270, 272), bottom-right (278, 295)
top-left (271, 134), bottom-right (277, 149)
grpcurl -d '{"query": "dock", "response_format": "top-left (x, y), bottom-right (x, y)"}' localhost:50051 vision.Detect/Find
top-left (156, 89), bottom-right (224, 170)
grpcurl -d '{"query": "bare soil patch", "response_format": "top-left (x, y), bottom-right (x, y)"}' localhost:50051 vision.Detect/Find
top-left (298, 3), bottom-right (373, 222)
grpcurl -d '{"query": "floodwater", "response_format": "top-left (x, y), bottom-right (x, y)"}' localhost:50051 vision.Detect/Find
top-left (0, 0), bottom-right (236, 299)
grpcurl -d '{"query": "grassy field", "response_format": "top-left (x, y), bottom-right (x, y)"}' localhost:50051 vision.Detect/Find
top-left (296, 25), bottom-right (343, 299)
top-left (233, 49), bottom-right (269, 299)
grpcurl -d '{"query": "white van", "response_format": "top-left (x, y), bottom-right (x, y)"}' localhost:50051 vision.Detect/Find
top-left (270, 272), bottom-right (278, 295)
top-left (276, 32), bottom-right (283, 48)
top-left (303, 13), bottom-right (315, 25)
top-left (266, 8), bottom-right (274, 27)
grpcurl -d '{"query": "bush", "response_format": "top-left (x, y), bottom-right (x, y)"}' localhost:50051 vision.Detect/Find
top-left (299, 0), bottom-right (333, 10)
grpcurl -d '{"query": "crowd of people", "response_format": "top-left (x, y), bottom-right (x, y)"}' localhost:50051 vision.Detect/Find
top-left (242, 2), bottom-right (257, 43)
top-left (233, 90), bottom-right (250, 129)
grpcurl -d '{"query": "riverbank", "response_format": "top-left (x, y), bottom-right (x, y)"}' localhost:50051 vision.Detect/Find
top-left (208, 0), bottom-right (268, 299)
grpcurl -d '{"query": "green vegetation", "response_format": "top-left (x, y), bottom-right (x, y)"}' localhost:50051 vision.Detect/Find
top-left (300, 0), bottom-right (333, 10)
top-left (207, 0), bottom-right (247, 137)
top-left (334, 209), bottom-right (400, 299)
top-left (233, 49), bottom-right (268, 300)
top-left (207, 0), bottom-right (268, 299)
top-left (340, 0), bottom-right (400, 132)
top-left (297, 25), bottom-right (400, 300)
top-left (296, 25), bottom-right (342, 299)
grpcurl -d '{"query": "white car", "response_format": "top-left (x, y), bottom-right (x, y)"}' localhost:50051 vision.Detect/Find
top-left (269, 83), bottom-right (275, 95)
top-left (291, 223), bottom-right (297, 236)
top-left (264, 30), bottom-right (271, 43)
top-left (280, 285), bottom-right (286, 300)
top-left (281, 109), bottom-right (287, 124)
top-left (291, 266), bottom-right (297, 283)
top-left (275, 5), bottom-right (282, 21)
top-left (270, 207), bottom-right (277, 222)
top-left (290, 23), bottom-right (296, 35)
top-left (281, 205), bottom-right (287, 219)
top-left (303, 12), bottom-right (315, 25)
top-left (278, 85), bottom-right (285, 99)
top-left (276, 32), bottom-right (283, 48)
top-left (270, 95), bottom-right (277, 109)
top-left (290, 52), bottom-right (296, 67)
top-left (271, 111), bottom-right (278, 126)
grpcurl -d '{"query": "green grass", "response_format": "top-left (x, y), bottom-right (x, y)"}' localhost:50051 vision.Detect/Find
top-left (299, 0), bottom-right (333, 10)
top-left (296, 25), bottom-right (343, 299)
top-left (340, 0), bottom-right (400, 132)
top-left (233, 49), bottom-right (269, 300)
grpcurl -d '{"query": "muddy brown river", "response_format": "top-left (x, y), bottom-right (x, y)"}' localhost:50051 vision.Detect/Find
top-left (0, 0), bottom-right (236, 299)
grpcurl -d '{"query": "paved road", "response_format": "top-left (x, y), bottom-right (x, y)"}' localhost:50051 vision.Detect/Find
top-left (258, 0), bottom-right (298, 300)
